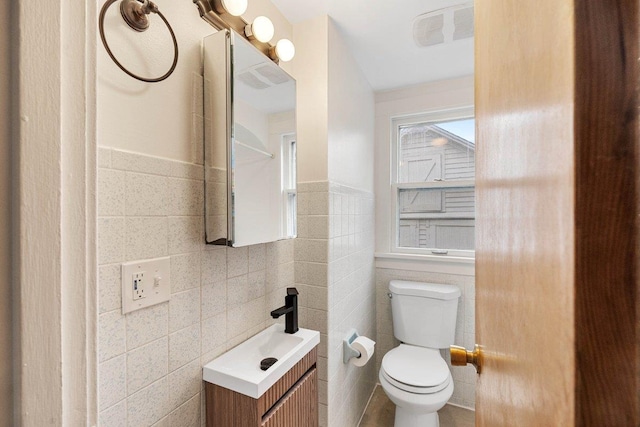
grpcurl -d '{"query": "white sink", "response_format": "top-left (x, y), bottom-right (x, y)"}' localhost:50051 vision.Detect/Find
top-left (203, 324), bottom-right (320, 398)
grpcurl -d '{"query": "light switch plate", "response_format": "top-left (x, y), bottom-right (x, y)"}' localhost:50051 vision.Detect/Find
top-left (122, 256), bottom-right (171, 314)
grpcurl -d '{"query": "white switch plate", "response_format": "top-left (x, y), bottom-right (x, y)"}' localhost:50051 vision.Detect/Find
top-left (122, 256), bottom-right (171, 314)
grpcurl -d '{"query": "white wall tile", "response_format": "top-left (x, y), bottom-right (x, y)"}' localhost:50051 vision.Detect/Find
top-left (167, 178), bottom-right (204, 216)
top-left (98, 147), bottom-right (112, 169)
top-left (248, 244), bottom-right (266, 272)
top-left (125, 217), bottom-right (168, 260)
top-left (98, 217), bottom-right (125, 265)
top-left (201, 280), bottom-right (226, 321)
top-left (99, 168), bottom-right (125, 217)
top-left (99, 264), bottom-right (122, 314)
top-left (112, 150), bottom-right (172, 176)
top-left (99, 354), bottom-right (127, 410)
top-left (127, 378), bottom-right (170, 427)
top-left (125, 172), bottom-right (168, 216)
top-left (169, 324), bottom-right (201, 372)
top-left (226, 246), bottom-right (248, 278)
top-left (226, 297), bottom-right (265, 339)
top-left (307, 216), bottom-right (329, 239)
top-left (201, 247), bottom-right (226, 284)
top-left (127, 337), bottom-right (168, 395)
top-left (168, 393), bottom-right (200, 427)
top-left (100, 399), bottom-right (126, 427)
top-left (247, 271), bottom-right (266, 299)
top-left (295, 239), bottom-right (328, 263)
top-left (226, 274), bottom-right (250, 306)
top-left (201, 313), bottom-right (227, 355)
top-left (169, 162), bottom-right (203, 180)
top-left (126, 303), bottom-right (169, 350)
top-left (97, 150), bottom-right (299, 425)
top-left (169, 288), bottom-right (201, 333)
top-left (168, 359), bottom-right (201, 411)
top-left (168, 217), bottom-right (203, 255)
top-left (171, 252), bottom-right (201, 293)
top-left (99, 310), bottom-right (126, 362)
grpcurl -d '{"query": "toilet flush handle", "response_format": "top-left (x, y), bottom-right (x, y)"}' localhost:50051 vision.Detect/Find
top-left (450, 344), bottom-right (483, 374)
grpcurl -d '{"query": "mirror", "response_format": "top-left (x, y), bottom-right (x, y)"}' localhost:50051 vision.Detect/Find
top-left (203, 29), bottom-right (297, 246)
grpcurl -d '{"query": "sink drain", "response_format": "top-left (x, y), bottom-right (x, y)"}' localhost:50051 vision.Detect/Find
top-left (260, 357), bottom-right (278, 371)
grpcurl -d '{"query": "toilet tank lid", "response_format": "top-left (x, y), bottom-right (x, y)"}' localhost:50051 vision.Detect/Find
top-left (389, 280), bottom-right (461, 300)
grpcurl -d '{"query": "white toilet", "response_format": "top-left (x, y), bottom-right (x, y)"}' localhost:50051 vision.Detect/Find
top-left (379, 280), bottom-right (461, 427)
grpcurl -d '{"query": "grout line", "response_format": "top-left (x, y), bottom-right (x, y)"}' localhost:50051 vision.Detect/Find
top-left (356, 383), bottom-right (380, 427)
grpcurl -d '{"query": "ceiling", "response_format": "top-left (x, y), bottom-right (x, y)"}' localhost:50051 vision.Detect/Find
top-left (270, 0), bottom-right (474, 91)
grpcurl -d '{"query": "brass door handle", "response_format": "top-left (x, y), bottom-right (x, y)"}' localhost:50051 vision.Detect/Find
top-left (450, 344), bottom-right (482, 374)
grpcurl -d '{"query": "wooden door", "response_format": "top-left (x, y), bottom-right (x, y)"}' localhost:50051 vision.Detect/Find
top-left (475, 1), bottom-right (639, 425)
top-left (0, 0), bottom-right (12, 425)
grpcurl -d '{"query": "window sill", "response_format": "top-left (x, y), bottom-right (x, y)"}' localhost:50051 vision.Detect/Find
top-left (375, 252), bottom-right (475, 276)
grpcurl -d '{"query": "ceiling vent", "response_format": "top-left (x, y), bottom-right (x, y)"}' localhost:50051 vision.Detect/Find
top-left (413, 3), bottom-right (474, 48)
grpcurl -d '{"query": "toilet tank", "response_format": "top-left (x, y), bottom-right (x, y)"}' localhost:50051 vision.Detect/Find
top-left (389, 280), bottom-right (461, 349)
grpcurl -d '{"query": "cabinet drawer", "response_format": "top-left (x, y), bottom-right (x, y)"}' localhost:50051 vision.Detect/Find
top-left (261, 367), bottom-right (317, 427)
top-left (206, 346), bottom-right (318, 427)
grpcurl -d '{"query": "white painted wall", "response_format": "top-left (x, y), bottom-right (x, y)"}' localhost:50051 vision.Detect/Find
top-left (98, 0), bottom-right (292, 162)
top-left (374, 76), bottom-right (474, 254)
top-left (327, 20), bottom-right (375, 192)
top-left (0, 1), bottom-right (12, 424)
top-left (292, 15), bottom-right (329, 183)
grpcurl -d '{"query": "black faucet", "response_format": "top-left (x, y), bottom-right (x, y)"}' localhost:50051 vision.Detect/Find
top-left (270, 287), bottom-right (299, 334)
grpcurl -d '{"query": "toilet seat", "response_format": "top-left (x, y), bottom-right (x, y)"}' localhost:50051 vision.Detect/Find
top-left (381, 344), bottom-right (450, 395)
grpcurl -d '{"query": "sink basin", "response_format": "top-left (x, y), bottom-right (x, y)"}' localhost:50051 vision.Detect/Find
top-left (203, 324), bottom-right (320, 398)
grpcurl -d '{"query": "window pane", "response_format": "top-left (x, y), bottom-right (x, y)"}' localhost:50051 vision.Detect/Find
top-left (398, 187), bottom-right (474, 250)
top-left (398, 118), bottom-right (475, 184)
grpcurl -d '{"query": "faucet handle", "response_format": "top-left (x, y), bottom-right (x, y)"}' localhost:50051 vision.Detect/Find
top-left (287, 287), bottom-right (298, 296)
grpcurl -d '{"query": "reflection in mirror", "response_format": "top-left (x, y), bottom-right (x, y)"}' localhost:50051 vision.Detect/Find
top-left (203, 30), bottom-right (296, 246)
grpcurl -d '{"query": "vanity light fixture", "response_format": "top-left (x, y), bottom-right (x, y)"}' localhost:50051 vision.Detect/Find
top-left (245, 16), bottom-right (274, 43)
top-left (270, 38), bottom-right (295, 62)
top-left (213, 0), bottom-right (247, 16)
top-left (194, 0), bottom-right (295, 64)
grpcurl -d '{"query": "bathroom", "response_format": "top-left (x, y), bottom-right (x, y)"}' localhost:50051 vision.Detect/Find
top-left (2, 1), bottom-right (639, 427)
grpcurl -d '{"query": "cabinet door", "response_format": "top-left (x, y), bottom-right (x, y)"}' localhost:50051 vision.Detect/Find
top-left (261, 368), bottom-right (317, 427)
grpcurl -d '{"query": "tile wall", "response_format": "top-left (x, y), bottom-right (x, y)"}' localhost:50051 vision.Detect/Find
top-left (375, 268), bottom-right (476, 409)
top-left (97, 147), bottom-right (294, 426)
top-left (295, 181), bottom-right (377, 427)
top-left (326, 183), bottom-right (376, 427)
top-left (295, 181), bottom-right (331, 426)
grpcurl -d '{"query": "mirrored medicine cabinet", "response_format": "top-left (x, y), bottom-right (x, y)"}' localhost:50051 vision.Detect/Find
top-left (203, 29), bottom-right (297, 247)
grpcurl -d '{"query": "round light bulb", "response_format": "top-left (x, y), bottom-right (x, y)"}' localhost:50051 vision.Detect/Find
top-left (246, 16), bottom-right (274, 43)
top-left (220, 0), bottom-right (247, 16)
top-left (275, 39), bottom-right (295, 62)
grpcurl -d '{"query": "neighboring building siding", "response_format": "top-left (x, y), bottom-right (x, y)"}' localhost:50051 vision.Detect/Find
top-left (398, 125), bottom-right (475, 249)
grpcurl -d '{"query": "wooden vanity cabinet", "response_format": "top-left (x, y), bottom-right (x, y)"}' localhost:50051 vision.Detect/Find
top-left (206, 347), bottom-right (318, 427)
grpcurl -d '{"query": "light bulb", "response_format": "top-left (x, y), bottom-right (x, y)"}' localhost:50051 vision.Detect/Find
top-left (274, 39), bottom-right (295, 62)
top-left (245, 16), bottom-right (274, 43)
top-left (220, 0), bottom-right (247, 16)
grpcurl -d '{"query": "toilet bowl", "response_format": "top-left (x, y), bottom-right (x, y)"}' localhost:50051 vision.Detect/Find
top-left (380, 280), bottom-right (461, 427)
top-left (379, 344), bottom-right (453, 427)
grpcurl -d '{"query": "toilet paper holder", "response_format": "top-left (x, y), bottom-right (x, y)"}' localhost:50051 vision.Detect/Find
top-left (343, 329), bottom-right (361, 364)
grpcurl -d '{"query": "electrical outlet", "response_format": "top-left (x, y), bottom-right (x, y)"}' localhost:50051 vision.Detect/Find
top-left (132, 272), bottom-right (146, 300)
top-left (122, 257), bottom-right (171, 314)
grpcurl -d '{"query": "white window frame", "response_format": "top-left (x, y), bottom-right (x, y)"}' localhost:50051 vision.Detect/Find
top-left (281, 133), bottom-right (297, 238)
top-left (390, 106), bottom-right (475, 258)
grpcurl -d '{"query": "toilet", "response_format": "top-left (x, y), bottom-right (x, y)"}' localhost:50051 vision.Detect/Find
top-left (379, 280), bottom-right (461, 427)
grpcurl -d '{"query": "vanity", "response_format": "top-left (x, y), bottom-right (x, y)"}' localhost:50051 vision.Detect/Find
top-left (203, 324), bottom-right (320, 427)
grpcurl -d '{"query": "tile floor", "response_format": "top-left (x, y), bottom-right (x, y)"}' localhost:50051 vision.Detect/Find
top-left (359, 385), bottom-right (475, 427)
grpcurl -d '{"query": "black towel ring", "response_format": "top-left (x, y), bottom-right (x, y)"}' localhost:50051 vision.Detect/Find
top-left (99, 0), bottom-right (179, 83)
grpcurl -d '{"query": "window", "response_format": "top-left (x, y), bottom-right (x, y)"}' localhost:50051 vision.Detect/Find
top-left (391, 108), bottom-right (475, 257)
top-left (281, 134), bottom-right (297, 238)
